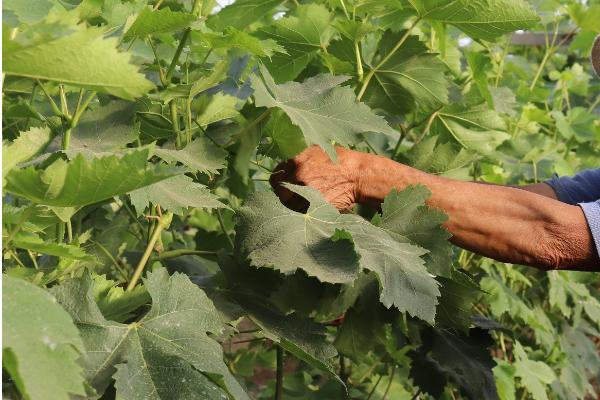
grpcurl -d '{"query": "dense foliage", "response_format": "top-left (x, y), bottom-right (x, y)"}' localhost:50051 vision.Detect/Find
top-left (2, 0), bottom-right (600, 399)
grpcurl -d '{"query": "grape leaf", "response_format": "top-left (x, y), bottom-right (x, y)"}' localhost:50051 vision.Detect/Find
top-left (493, 359), bottom-right (516, 400)
top-left (195, 27), bottom-right (286, 58)
top-left (363, 32), bottom-right (449, 114)
top-left (235, 185), bottom-right (361, 284)
top-left (129, 174), bottom-right (227, 215)
top-left (2, 126), bottom-right (53, 184)
top-left (410, 327), bottom-right (499, 400)
top-left (11, 232), bottom-right (93, 260)
top-left (4, 25), bottom-right (154, 100)
top-left (154, 137), bottom-right (228, 174)
top-left (65, 101), bottom-right (138, 159)
top-left (251, 65), bottom-right (397, 159)
top-left (207, 0), bottom-right (284, 31)
top-left (401, 136), bottom-right (477, 176)
top-left (52, 269), bottom-right (250, 399)
top-left (257, 4), bottom-right (333, 82)
top-left (372, 185), bottom-right (452, 276)
top-left (435, 270), bottom-right (481, 332)
top-left (236, 184), bottom-right (440, 323)
top-left (123, 7), bottom-right (195, 41)
top-left (195, 93), bottom-right (239, 127)
top-left (432, 102), bottom-right (510, 155)
top-left (3, 275), bottom-right (86, 400)
top-left (407, 0), bottom-right (539, 41)
top-left (237, 294), bottom-right (343, 386)
top-left (3, 0), bottom-right (60, 24)
top-left (513, 341), bottom-right (557, 400)
top-left (262, 109), bottom-right (307, 159)
top-left (5, 147), bottom-right (182, 207)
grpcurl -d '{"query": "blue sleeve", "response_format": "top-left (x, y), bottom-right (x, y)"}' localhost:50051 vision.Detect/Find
top-left (580, 201), bottom-right (600, 259)
top-left (545, 168), bottom-right (600, 205)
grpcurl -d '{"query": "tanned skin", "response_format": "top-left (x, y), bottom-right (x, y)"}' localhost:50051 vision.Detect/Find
top-left (270, 146), bottom-right (599, 271)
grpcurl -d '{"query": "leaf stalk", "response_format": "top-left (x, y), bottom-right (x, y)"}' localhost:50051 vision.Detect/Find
top-left (126, 211), bottom-right (173, 291)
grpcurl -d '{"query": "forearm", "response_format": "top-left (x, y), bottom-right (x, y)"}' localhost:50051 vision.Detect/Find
top-left (355, 154), bottom-right (597, 270)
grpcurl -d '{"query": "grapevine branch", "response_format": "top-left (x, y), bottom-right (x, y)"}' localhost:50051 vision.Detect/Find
top-left (126, 209), bottom-right (173, 291)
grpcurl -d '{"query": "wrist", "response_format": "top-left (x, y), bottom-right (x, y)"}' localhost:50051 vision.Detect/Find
top-left (354, 152), bottom-right (403, 206)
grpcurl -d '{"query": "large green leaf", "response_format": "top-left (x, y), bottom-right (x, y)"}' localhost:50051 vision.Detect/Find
top-left (3, 275), bottom-right (86, 400)
top-left (207, 0), bottom-right (284, 31)
top-left (154, 137), bottom-right (228, 174)
top-left (236, 184), bottom-right (440, 323)
top-left (5, 147), bottom-right (182, 207)
top-left (401, 136), bottom-right (477, 177)
top-left (238, 294), bottom-right (343, 386)
top-left (251, 65), bottom-right (397, 159)
top-left (4, 25), bottom-right (154, 99)
top-left (410, 328), bottom-right (499, 400)
top-left (65, 101), bottom-right (139, 159)
top-left (257, 4), bottom-right (333, 82)
top-left (372, 185), bottom-right (452, 276)
top-left (407, 0), bottom-right (539, 41)
top-left (2, 127), bottom-right (53, 184)
top-left (363, 32), bottom-right (449, 114)
top-left (52, 269), bottom-right (250, 399)
top-left (129, 174), bottom-right (227, 215)
top-left (432, 102), bottom-right (510, 155)
top-left (262, 109), bottom-right (307, 159)
top-left (435, 270), bottom-right (481, 332)
top-left (235, 185), bottom-right (361, 284)
top-left (123, 7), bottom-right (195, 41)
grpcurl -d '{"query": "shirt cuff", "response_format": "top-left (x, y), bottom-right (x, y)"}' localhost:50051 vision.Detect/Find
top-left (579, 201), bottom-right (600, 259)
top-left (546, 174), bottom-right (576, 205)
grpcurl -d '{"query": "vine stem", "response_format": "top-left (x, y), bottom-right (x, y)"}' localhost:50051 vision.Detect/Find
top-left (356, 17), bottom-right (420, 101)
top-left (365, 374), bottom-right (384, 400)
top-left (165, 0), bottom-right (202, 82)
top-left (36, 80), bottom-right (62, 117)
top-left (126, 211), bottom-right (173, 291)
top-left (275, 346), bottom-right (284, 400)
top-left (216, 209), bottom-right (234, 248)
top-left (152, 249), bottom-right (217, 262)
top-left (355, 42), bottom-right (364, 81)
top-left (382, 365), bottom-right (396, 400)
top-left (170, 101), bottom-right (183, 148)
top-left (529, 27), bottom-right (577, 91)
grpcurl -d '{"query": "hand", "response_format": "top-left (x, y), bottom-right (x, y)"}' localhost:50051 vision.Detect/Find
top-left (269, 146), bottom-right (365, 212)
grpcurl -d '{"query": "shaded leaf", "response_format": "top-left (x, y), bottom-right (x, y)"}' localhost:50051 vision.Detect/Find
top-left (236, 184), bottom-right (440, 323)
top-left (5, 147), bottom-right (182, 207)
top-left (251, 65), bottom-right (396, 159)
top-left (52, 269), bottom-right (250, 399)
top-left (372, 185), bottom-right (452, 276)
top-left (3, 275), bottom-right (86, 400)
top-left (257, 4), bottom-right (333, 82)
top-left (129, 174), bottom-right (227, 215)
top-left (155, 137), bottom-right (228, 174)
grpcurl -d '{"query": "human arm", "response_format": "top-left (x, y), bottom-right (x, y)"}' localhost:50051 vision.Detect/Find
top-left (271, 146), bottom-right (599, 271)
